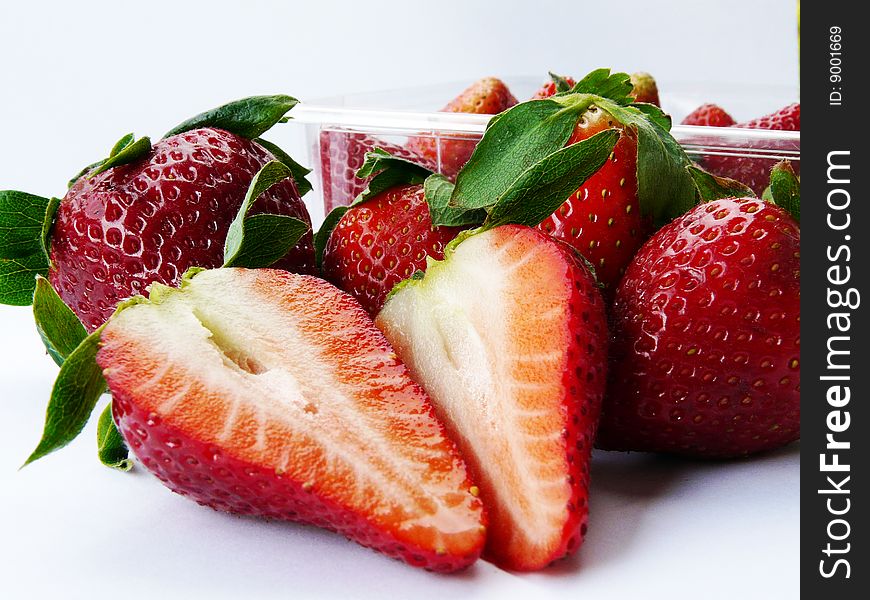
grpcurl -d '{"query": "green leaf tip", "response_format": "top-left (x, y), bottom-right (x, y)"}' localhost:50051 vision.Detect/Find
top-left (23, 323), bottom-right (108, 468)
top-left (768, 160), bottom-right (800, 222)
top-left (687, 165), bottom-right (756, 203)
top-left (164, 95), bottom-right (299, 140)
top-left (97, 402), bottom-right (132, 472)
top-left (33, 276), bottom-right (87, 367)
top-left (87, 137), bottom-right (152, 179)
top-left (254, 138), bottom-right (313, 197)
top-left (223, 161), bottom-right (310, 269)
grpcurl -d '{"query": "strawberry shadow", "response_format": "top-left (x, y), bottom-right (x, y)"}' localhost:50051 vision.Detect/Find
top-left (539, 442), bottom-right (799, 576)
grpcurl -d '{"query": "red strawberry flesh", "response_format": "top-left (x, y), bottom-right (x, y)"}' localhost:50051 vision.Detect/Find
top-left (97, 268), bottom-right (486, 571)
top-left (376, 225), bottom-right (608, 570)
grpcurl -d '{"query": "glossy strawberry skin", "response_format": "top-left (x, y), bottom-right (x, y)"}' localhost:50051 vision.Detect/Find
top-left (319, 131), bottom-right (435, 213)
top-left (681, 103), bottom-right (736, 127)
top-left (599, 198), bottom-right (800, 457)
top-left (322, 184), bottom-right (463, 315)
top-left (406, 77), bottom-right (517, 178)
top-left (536, 106), bottom-right (650, 297)
top-left (49, 128), bottom-right (314, 331)
top-left (702, 103), bottom-right (800, 194)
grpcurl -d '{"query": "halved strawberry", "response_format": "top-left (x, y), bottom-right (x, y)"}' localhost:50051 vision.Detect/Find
top-left (405, 77), bottom-right (517, 178)
top-left (376, 225), bottom-right (608, 571)
top-left (97, 268), bottom-right (486, 572)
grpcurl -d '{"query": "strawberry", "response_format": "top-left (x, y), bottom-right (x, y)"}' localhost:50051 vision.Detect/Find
top-left (1, 96), bottom-right (315, 331)
top-left (322, 183), bottom-right (463, 315)
top-left (681, 103), bottom-right (736, 127)
top-left (319, 131), bottom-right (435, 212)
top-left (599, 197), bottom-right (800, 457)
top-left (628, 72), bottom-right (660, 106)
top-left (376, 225), bottom-right (608, 570)
top-left (533, 82), bottom-right (651, 295)
top-left (82, 268), bottom-right (485, 571)
top-left (702, 103), bottom-right (801, 194)
top-left (405, 77), bottom-right (517, 178)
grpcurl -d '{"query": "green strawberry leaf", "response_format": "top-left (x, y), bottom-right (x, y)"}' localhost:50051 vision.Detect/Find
top-left (223, 161), bottom-right (310, 268)
top-left (87, 137), bottom-right (152, 179)
top-left (352, 148), bottom-right (432, 206)
top-left (33, 276), bottom-right (88, 367)
top-left (565, 68), bottom-right (634, 105)
top-left (108, 133), bottom-right (136, 156)
top-left (23, 323), bottom-right (107, 466)
top-left (314, 206), bottom-right (349, 271)
top-left (632, 102), bottom-right (673, 132)
top-left (451, 98), bottom-right (591, 211)
top-left (425, 174), bottom-right (487, 227)
top-left (0, 253), bottom-right (49, 306)
top-left (484, 129), bottom-right (620, 229)
top-left (164, 95), bottom-right (299, 140)
top-left (97, 402), bottom-right (132, 471)
top-left (0, 191), bottom-right (51, 260)
top-left (769, 160), bottom-right (800, 221)
top-left (254, 138), bottom-right (313, 197)
top-left (687, 165), bottom-right (755, 202)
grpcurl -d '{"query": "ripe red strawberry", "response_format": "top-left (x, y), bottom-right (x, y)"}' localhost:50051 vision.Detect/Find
top-left (535, 93), bottom-right (651, 296)
top-left (405, 77), bottom-right (517, 178)
top-left (599, 197), bottom-right (800, 457)
top-left (628, 72), bottom-right (660, 106)
top-left (49, 128), bottom-right (314, 331)
top-left (322, 183), bottom-right (462, 315)
top-left (376, 225), bottom-right (608, 571)
top-left (681, 103), bottom-right (736, 127)
top-left (97, 268), bottom-right (486, 571)
top-left (702, 103), bottom-right (801, 194)
top-left (319, 131), bottom-right (435, 212)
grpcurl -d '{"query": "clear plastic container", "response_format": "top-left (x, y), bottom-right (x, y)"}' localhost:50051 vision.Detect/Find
top-left (277, 78), bottom-right (800, 225)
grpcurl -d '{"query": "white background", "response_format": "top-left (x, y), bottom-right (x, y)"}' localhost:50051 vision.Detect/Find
top-left (1, 1), bottom-right (799, 599)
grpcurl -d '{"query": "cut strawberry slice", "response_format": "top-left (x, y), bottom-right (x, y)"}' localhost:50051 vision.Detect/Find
top-left (96, 268), bottom-right (485, 572)
top-left (375, 225), bottom-right (608, 571)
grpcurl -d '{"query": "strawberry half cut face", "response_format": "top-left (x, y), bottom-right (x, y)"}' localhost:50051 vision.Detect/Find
top-left (96, 268), bottom-right (485, 572)
top-left (376, 225), bottom-right (608, 570)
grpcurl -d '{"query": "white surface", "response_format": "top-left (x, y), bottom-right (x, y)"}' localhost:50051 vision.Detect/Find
top-left (1, 1), bottom-right (799, 598)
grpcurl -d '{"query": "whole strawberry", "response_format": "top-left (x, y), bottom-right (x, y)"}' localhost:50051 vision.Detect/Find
top-left (703, 103), bottom-right (800, 194)
top-left (319, 131), bottom-right (435, 212)
top-left (405, 77), bottom-right (517, 178)
top-left (320, 151), bottom-right (467, 315)
top-left (529, 71), bottom-right (687, 295)
top-left (1, 96), bottom-right (315, 331)
top-left (681, 103), bottom-right (736, 127)
top-left (599, 196), bottom-right (800, 457)
top-left (532, 72), bottom-right (660, 106)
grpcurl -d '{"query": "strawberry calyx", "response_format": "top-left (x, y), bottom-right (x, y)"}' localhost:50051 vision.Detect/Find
top-left (450, 68), bottom-right (699, 228)
top-left (0, 191), bottom-right (59, 305)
